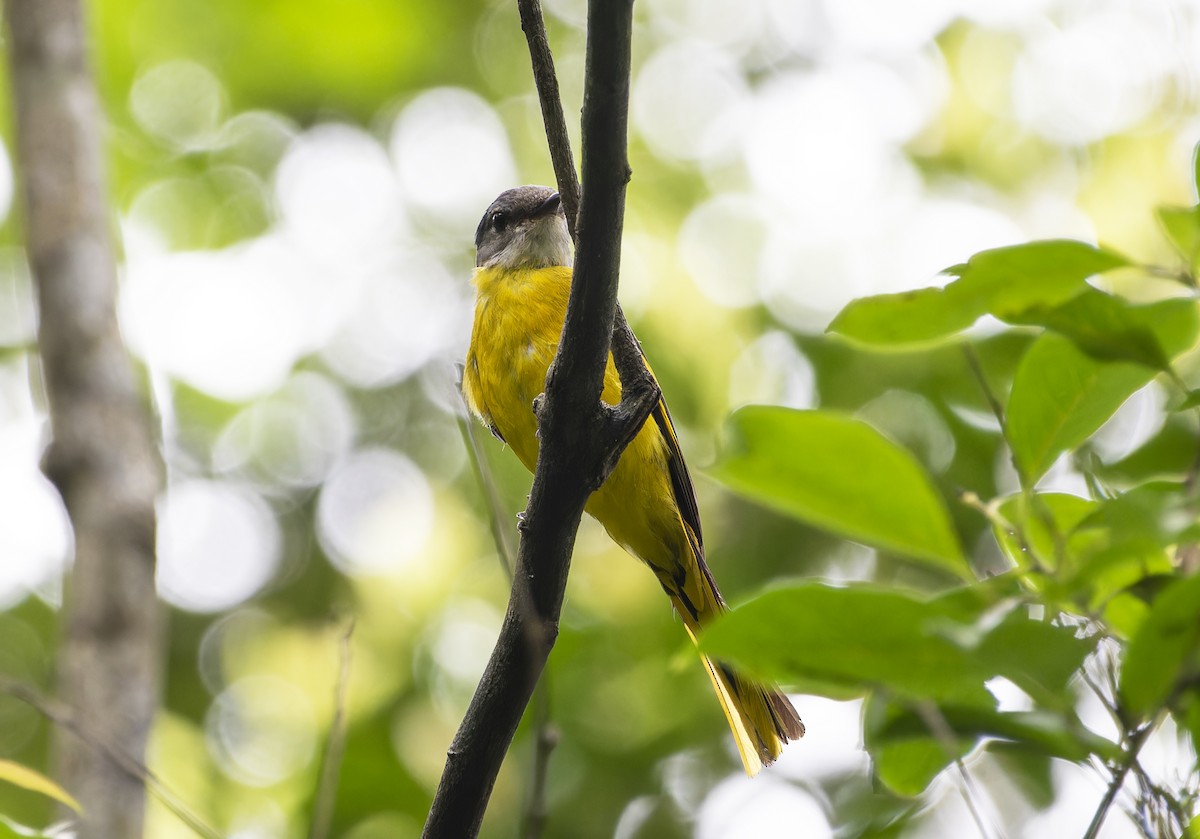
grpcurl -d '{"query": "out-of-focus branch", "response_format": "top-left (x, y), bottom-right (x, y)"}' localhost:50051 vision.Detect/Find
top-left (914, 701), bottom-right (1004, 839)
top-left (520, 678), bottom-right (559, 839)
top-left (309, 621), bottom-right (355, 839)
top-left (421, 1), bottom-right (646, 836)
top-left (2, 1), bottom-right (165, 837)
top-left (1083, 716), bottom-right (1158, 839)
top-left (0, 678), bottom-right (221, 839)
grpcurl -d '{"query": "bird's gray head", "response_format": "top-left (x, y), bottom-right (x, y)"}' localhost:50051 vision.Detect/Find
top-left (474, 185), bottom-right (572, 269)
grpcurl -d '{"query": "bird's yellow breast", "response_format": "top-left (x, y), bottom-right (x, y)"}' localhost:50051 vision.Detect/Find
top-left (463, 266), bottom-right (574, 472)
top-left (462, 265), bottom-right (685, 570)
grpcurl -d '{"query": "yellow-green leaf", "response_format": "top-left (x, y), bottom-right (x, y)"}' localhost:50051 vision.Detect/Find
top-left (0, 760), bottom-right (82, 813)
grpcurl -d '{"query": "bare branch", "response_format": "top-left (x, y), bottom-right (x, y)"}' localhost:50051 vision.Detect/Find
top-left (517, 0), bottom-right (582, 239)
top-left (1083, 717), bottom-right (1159, 839)
top-left (421, 1), bottom-right (640, 836)
top-left (3, 1), bottom-right (164, 837)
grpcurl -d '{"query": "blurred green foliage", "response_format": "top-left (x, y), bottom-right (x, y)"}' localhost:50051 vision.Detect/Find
top-left (707, 206), bottom-right (1200, 833)
top-left (1, 0), bottom-right (1200, 838)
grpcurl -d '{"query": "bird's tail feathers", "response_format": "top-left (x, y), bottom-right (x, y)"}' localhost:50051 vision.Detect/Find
top-left (676, 601), bottom-right (804, 776)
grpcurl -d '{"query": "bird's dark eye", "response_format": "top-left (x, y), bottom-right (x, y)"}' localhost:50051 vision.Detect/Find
top-left (491, 210), bottom-right (507, 232)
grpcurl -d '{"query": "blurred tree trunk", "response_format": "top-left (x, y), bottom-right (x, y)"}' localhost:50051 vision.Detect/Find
top-left (3, 1), bottom-right (164, 837)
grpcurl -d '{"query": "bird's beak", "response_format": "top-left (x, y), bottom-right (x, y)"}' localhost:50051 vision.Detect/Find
top-left (532, 192), bottom-right (562, 218)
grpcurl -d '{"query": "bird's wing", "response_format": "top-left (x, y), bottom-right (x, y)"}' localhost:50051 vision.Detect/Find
top-left (650, 398), bottom-right (704, 557)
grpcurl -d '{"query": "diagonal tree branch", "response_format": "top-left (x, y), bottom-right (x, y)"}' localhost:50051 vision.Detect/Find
top-left (3, 1), bottom-right (165, 837)
top-left (456, 382), bottom-right (558, 839)
top-left (421, 1), bottom-right (647, 836)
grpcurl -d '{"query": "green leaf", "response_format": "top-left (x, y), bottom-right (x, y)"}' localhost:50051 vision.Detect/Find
top-left (989, 744), bottom-right (1055, 810)
top-left (1157, 205), bottom-right (1200, 272)
top-left (1119, 572), bottom-right (1200, 718)
top-left (864, 694), bottom-right (970, 796)
top-left (1002, 289), bottom-right (1171, 370)
top-left (871, 737), bottom-right (953, 797)
top-left (863, 695), bottom-right (1118, 797)
top-left (826, 288), bottom-right (976, 348)
top-left (1007, 335), bottom-right (1152, 482)
top-left (0, 816), bottom-right (62, 839)
top-left (0, 818), bottom-right (33, 839)
top-left (1102, 593), bottom-right (1151, 639)
top-left (1006, 298), bottom-right (1199, 481)
top-left (1041, 484), bottom-right (1190, 609)
top-left (1193, 141), bottom-right (1200, 200)
top-left (828, 240), bottom-right (1128, 349)
top-left (973, 611), bottom-right (1095, 709)
top-left (1181, 693), bottom-right (1200, 767)
top-left (1075, 482), bottom-right (1200, 550)
top-left (951, 240), bottom-right (1130, 316)
top-left (1176, 389), bottom-right (1200, 411)
top-left (0, 760), bottom-right (81, 813)
top-left (1099, 415), bottom-right (1199, 482)
top-left (993, 492), bottom-right (1097, 572)
top-left (870, 703), bottom-right (1118, 763)
top-left (700, 583), bottom-right (1093, 705)
top-left (710, 407), bottom-right (966, 575)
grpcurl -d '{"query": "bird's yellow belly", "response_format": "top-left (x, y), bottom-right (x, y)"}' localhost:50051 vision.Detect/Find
top-left (463, 267), bottom-right (682, 575)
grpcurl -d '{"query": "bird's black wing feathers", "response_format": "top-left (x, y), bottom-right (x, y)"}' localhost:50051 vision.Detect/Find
top-left (651, 400), bottom-right (703, 554)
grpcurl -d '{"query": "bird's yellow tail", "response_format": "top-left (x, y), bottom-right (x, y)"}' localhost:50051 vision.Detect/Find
top-left (664, 551), bottom-right (804, 775)
top-left (681, 621), bottom-right (805, 776)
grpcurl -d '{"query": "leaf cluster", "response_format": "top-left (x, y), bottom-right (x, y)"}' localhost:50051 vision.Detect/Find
top-left (702, 152), bottom-right (1200, 834)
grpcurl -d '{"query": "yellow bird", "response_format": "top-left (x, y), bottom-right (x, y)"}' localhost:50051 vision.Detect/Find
top-left (462, 185), bottom-right (804, 775)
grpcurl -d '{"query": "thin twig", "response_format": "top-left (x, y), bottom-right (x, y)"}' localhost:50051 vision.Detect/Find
top-left (962, 344), bottom-right (1007, 435)
top-left (0, 677), bottom-right (224, 839)
top-left (517, 0), bottom-right (581, 240)
top-left (309, 620), bottom-right (355, 839)
top-left (914, 700), bottom-right (1006, 839)
top-left (959, 490), bottom-right (1044, 577)
top-left (1129, 761), bottom-right (1190, 837)
top-left (1082, 715), bottom-right (1160, 839)
top-left (516, 0), bottom-right (646, 415)
top-left (520, 674), bottom-right (559, 839)
top-left (961, 346), bottom-right (1065, 570)
top-left (456, 405), bottom-right (519, 577)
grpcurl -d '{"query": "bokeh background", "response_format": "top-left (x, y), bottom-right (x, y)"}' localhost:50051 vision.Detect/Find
top-left (2, 0), bottom-right (1200, 836)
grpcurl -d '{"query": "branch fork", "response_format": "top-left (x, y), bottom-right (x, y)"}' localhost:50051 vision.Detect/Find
top-left (422, 0), bottom-right (637, 835)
